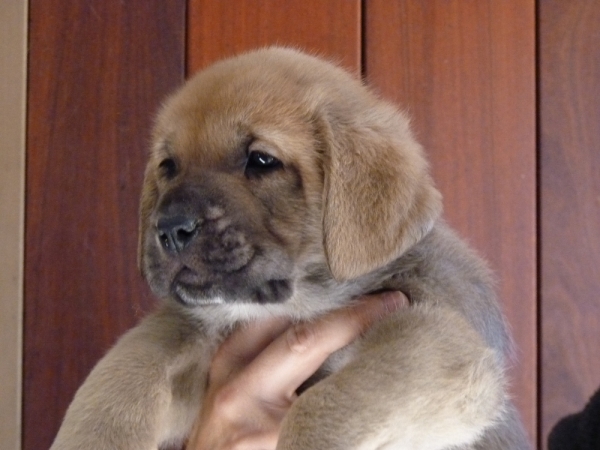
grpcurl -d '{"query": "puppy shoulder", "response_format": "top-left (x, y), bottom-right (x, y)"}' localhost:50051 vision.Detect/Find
top-left (389, 223), bottom-right (511, 356)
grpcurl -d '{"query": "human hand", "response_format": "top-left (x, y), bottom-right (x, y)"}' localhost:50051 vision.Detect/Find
top-left (186, 291), bottom-right (409, 450)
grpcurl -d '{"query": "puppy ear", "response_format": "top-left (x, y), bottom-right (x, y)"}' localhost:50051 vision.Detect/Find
top-left (137, 163), bottom-right (158, 276)
top-left (321, 101), bottom-right (442, 281)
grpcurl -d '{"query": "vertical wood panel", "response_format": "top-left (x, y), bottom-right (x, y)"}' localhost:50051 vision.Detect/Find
top-left (540, 1), bottom-right (600, 446)
top-left (187, 0), bottom-right (360, 75)
top-left (24, 2), bottom-right (186, 448)
top-left (365, 1), bottom-right (537, 443)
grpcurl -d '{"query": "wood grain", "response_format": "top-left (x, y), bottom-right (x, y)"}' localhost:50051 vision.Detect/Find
top-left (365, 1), bottom-right (537, 443)
top-left (540, 1), bottom-right (600, 447)
top-left (187, 0), bottom-right (360, 75)
top-left (24, 2), bottom-right (185, 448)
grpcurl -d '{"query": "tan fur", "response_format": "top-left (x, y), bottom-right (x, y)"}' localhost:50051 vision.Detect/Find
top-left (51, 47), bottom-right (529, 450)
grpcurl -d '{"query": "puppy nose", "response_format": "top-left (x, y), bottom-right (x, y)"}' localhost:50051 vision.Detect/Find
top-left (156, 216), bottom-right (199, 253)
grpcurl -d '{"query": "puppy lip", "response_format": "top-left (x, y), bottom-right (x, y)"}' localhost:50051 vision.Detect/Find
top-left (173, 282), bottom-right (224, 307)
top-left (172, 267), bottom-right (219, 306)
top-left (175, 266), bottom-right (201, 283)
top-left (170, 265), bottom-right (293, 306)
top-left (251, 278), bottom-right (293, 304)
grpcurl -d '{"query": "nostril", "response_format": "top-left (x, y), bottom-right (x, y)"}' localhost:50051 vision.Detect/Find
top-left (156, 216), bottom-right (199, 253)
top-left (175, 225), bottom-right (196, 246)
top-left (158, 230), bottom-right (171, 251)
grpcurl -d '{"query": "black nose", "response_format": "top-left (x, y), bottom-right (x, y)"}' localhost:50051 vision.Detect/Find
top-left (156, 216), bottom-right (199, 253)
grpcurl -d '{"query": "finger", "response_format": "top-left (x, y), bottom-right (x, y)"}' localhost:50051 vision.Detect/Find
top-left (239, 291), bottom-right (408, 401)
top-left (210, 316), bottom-right (291, 385)
top-left (187, 412), bottom-right (278, 450)
top-left (230, 430), bottom-right (279, 450)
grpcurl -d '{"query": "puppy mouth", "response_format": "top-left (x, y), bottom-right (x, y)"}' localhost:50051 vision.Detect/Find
top-left (173, 281), bottom-right (224, 306)
top-left (170, 267), bottom-right (221, 306)
top-left (171, 266), bottom-right (293, 306)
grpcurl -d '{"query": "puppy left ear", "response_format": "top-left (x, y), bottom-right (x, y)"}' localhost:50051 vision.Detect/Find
top-left (321, 100), bottom-right (442, 281)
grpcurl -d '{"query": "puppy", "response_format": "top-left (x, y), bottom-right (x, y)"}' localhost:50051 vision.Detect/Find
top-left (51, 47), bottom-right (529, 449)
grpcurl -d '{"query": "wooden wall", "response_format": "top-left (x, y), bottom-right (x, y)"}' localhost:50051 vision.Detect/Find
top-left (187, 0), bottom-right (361, 74)
top-left (22, 1), bottom-right (600, 449)
top-left (540, 0), bottom-right (600, 443)
top-left (364, 1), bottom-right (536, 436)
top-left (24, 2), bottom-right (186, 448)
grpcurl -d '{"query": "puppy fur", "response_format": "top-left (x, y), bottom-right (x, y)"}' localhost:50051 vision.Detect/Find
top-left (51, 47), bottom-right (530, 449)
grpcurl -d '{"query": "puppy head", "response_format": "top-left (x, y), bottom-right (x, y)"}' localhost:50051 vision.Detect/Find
top-left (139, 47), bottom-right (441, 307)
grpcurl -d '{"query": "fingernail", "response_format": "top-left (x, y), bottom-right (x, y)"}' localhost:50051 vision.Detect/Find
top-left (381, 291), bottom-right (408, 313)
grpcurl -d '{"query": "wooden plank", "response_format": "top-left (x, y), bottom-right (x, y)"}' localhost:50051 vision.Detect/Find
top-left (365, 1), bottom-right (537, 443)
top-left (540, 1), bottom-right (600, 446)
top-left (24, 2), bottom-right (186, 448)
top-left (187, 0), bottom-right (360, 74)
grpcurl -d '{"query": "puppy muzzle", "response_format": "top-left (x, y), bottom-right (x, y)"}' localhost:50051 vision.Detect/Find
top-left (143, 184), bottom-right (294, 306)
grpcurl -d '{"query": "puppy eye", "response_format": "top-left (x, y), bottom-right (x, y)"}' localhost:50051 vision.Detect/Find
top-left (245, 151), bottom-right (283, 176)
top-left (158, 157), bottom-right (178, 179)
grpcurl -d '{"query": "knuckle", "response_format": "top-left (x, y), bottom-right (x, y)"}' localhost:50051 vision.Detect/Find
top-left (286, 322), bottom-right (316, 354)
top-left (211, 384), bottom-right (240, 417)
top-left (342, 307), bottom-right (369, 332)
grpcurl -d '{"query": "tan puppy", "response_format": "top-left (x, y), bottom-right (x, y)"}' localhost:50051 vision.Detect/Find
top-left (51, 48), bottom-right (529, 449)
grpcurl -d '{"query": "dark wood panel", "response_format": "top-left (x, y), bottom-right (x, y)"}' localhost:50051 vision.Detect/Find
top-left (365, 0), bottom-right (537, 443)
top-left (187, 0), bottom-right (360, 74)
top-left (540, 1), bottom-right (600, 447)
top-left (24, 2), bottom-right (186, 448)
